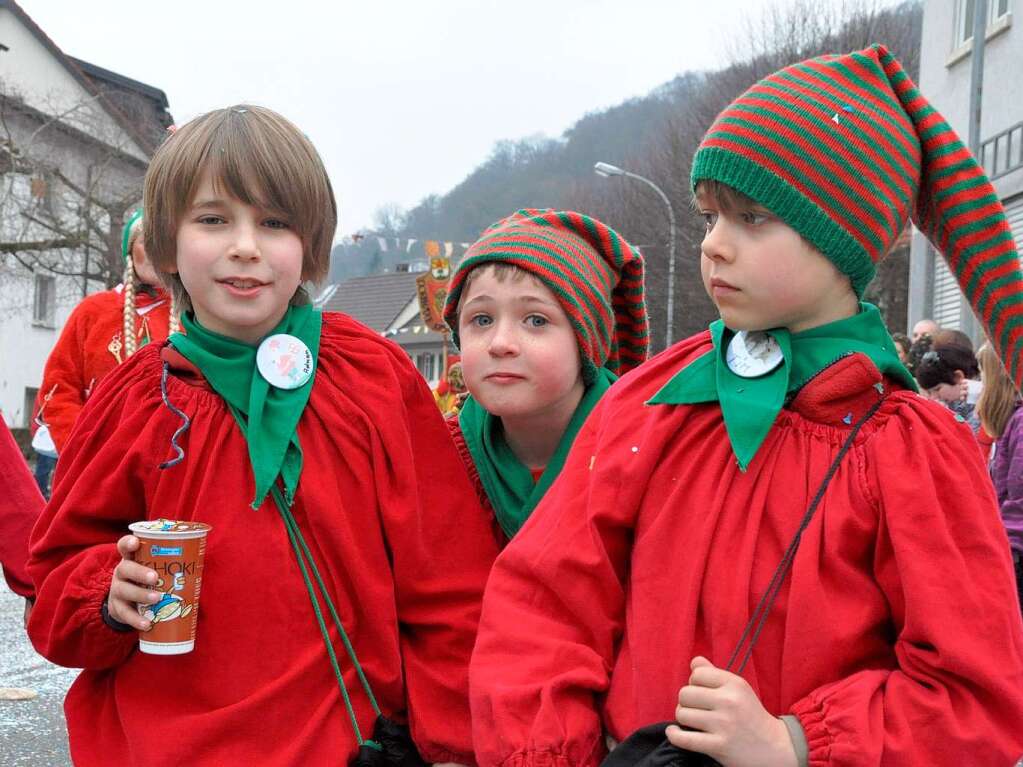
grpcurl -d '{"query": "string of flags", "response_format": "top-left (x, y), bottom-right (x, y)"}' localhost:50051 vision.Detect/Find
top-left (341, 234), bottom-right (473, 254)
top-left (343, 234), bottom-right (650, 255)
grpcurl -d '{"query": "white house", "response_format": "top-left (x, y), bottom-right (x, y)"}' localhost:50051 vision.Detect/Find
top-left (908, 0), bottom-right (1023, 336)
top-left (0, 0), bottom-right (172, 427)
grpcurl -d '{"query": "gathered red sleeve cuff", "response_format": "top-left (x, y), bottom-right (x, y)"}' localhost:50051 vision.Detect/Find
top-left (28, 543), bottom-right (138, 669)
top-left (786, 398), bottom-right (1023, 766)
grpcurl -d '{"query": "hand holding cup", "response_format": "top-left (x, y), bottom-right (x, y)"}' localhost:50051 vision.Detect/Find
top-left (107, 534), bottom-right (160, 631)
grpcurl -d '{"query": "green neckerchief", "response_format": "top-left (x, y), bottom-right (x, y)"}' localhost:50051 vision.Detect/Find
top-left (648, 303), bottom-right (915, 471)
top-left (460, 367), bottom-right (616, 538)
top-left (169, 305), bottom-right (322, 509)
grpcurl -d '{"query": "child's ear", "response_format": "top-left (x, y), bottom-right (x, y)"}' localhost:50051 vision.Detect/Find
top-left (953, 370), bottom-right (965, 383)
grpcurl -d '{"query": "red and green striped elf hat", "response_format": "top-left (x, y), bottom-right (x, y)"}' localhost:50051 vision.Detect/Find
top-left (443, 209), bottom-right (648, 382)
top-left (691, 43), bottom-right (1023, 390)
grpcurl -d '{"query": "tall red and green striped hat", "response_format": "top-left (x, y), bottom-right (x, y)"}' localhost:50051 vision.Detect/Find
top-left (443, 209), bottom-right (648, 381)
top-left (691, 43), bottom-right (1023, 390)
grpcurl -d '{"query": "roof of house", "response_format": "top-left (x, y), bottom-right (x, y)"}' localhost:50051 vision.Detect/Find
top-left (319, 271), bottom-right (422, 333)
top-left (68, 57), bottom-right (173, 147)
top-left (0, 0), bottom-right (170, 155)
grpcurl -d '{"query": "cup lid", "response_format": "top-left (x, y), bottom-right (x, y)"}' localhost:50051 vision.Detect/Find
top-left (129, 519), bottom-right (212, 538)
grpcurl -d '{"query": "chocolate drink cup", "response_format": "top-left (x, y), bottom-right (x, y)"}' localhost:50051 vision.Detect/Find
top-left (128, 520), bottom-right (212, 655)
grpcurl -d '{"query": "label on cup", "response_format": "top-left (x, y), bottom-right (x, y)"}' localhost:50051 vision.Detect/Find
top-left (129, 519), bottom-right (212, 655)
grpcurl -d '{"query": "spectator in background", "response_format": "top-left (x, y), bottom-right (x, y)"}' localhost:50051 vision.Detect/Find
top-left (891, 332), bottom-right (911, 366)
top-left (905, 332), bottom-right (932, 376)
top-left (912, 317), bottom-right (939, 343)
top-left (915, 342), bottom-right (983, 430)
top-left (33, 210), bottom-right (177, 457)
top-left (977, 343), bottom-right (1023, 613)
top-left (933, 328), bottom-right (974, 350)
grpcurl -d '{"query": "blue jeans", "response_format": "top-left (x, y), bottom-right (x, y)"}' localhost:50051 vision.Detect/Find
top-left (33, 451), bottom-right (56, 500)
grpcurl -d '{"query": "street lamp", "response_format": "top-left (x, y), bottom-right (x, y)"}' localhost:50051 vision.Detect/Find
top-left (594, 162), bottom-right (678, 348)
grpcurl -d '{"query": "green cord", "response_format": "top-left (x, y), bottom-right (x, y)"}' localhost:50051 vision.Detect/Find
top-left (271, 485), bottom-right (383, 717)
top-left (227, 404), bottom-right (382, 748)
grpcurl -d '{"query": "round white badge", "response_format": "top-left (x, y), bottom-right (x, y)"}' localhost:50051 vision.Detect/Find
top-left (256, 334), bottom-right (313, 390)
top-left (725, 331), bottom-right (783, 378)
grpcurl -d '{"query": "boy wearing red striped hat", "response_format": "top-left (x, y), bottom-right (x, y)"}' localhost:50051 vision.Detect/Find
top-left (469, 45), bottom-right (1023, 766)
top-left (442, 209), bottom-right (647, 543)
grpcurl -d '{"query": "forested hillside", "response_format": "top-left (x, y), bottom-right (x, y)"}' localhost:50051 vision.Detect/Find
top-left (331, 1), bottom-right (922, 349)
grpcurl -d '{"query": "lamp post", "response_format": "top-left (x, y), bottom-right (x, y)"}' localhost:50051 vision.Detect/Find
top-left (594, 162), bottom-right (678, 348)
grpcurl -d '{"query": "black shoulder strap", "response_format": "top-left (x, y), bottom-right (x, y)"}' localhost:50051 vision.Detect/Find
top-left (724, 395), bottom-right (884, 674)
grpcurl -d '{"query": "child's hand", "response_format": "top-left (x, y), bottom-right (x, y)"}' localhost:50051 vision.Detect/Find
top-left (107, 535), bottom-right (160, 631)
top-left (665, 657), bottom-right (797, 767)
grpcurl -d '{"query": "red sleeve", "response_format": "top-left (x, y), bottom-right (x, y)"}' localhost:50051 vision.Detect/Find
top-left (789, 399), bottom-right (1023, 766)
top-left (470, 397), bottom-right (631, 767)
top-left (356, 328), bottom-right (499, 764)
top-left (0, 422), bottom-right (44, 598)
top-left (26, 347), bottom-right (167, 669)
top-left (37, 299), bottom-right (92, 454)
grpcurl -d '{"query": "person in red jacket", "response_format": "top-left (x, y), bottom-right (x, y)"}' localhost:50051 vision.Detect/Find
top-left (34, 208), bottom-right (178, 459)
top-left (441, 210), bottom-right (647, 544)
top-left (27, 104), bottom-right (497, 767)
top-left (469, 45), bottom-right (1023, 767)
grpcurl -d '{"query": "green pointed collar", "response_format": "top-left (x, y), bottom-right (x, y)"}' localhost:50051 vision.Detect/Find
top-left (460, 367), bottom-right (616, 538)
top-left (648, 303), bottom-right (915, 470)
top-left (169, 304), bottom-right (322, 509)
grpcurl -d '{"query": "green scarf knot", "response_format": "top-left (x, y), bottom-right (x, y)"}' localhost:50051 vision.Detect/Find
top-left (460, 367), bottom-right (616, 538)
top-left (648, 303), bottom-right (914, 471)
top-left (169, 305), bottom-right (322, 509)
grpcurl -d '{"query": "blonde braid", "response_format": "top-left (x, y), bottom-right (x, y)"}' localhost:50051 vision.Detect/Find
top-left (168, 294), bottom-right (181, 335)
top-left (122, 258), bottom-right (137, 358)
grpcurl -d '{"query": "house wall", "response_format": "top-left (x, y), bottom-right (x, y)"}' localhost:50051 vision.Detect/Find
top-left (0, 8), bottom-right (152, 427)
top-left (908, 0), bottom-right (1022, 334)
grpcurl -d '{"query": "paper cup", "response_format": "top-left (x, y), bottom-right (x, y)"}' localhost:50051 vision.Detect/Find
top-left (128, 519), bottom-right (212, 655)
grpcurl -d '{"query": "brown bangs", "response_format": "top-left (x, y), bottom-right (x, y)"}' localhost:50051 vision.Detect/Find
top-left (693, 179), bottom-right (762, 215)
top-left (143, 104), bottom-right (337, 309)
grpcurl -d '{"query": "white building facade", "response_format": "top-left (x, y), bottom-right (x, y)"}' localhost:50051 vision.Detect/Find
top-left (908, 0), bottom-right (1023, 336)
top-left (0, 0), bottom-right (169, 427)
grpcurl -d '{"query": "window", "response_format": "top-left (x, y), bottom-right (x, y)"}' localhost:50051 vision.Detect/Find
top-left (955, 0), bottom-right (1012, 47)
top-left (33, 273), bottom-right (56, 327)
top-left (414, 352), bottom-right (437, 382)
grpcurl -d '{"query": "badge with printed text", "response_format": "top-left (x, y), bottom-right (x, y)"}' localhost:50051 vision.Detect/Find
top-left (256, 334), bottom-right (313, 390)
top-left (725, 330), bottom-right (783, 378)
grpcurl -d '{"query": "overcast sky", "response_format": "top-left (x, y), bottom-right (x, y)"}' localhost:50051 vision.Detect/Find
top-left (25, 0), bottom-right (883, 238)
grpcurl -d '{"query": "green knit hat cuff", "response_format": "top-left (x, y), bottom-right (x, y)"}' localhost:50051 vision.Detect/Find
top-left (691, 146), bottom-right (875, 296)
top-left (695, 145), bottom-right (879, 298)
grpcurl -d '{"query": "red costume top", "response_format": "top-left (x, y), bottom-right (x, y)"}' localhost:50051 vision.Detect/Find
top-left (469, 333), bottom-right (1023, 767)
top-left (0, 422), bottom-right (43, 598)
top-left (28, 312), bottom-right (498, 767)
top-left (36, 286), bottom-right (171, 453)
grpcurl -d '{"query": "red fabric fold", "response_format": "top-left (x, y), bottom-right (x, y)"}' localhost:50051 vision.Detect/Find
top-left (0, 422), bottom-right (43, 598)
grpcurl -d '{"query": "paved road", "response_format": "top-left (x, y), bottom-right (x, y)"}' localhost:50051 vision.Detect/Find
top-left (0, 580), bottom-right (77, 766)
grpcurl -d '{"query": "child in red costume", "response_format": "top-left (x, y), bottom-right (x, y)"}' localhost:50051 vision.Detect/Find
top-left (28, 105), bottom-right (497, 767)
top-left (34, 209), bottom-right (177, 455)
top-left (469, 45), bottom-right (1023, 767)
top-left (441, 211), bottom-right (647, 544)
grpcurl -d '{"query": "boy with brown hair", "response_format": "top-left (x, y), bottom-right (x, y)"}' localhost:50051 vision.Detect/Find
top-left (442, 209), bottom-right (647, 542)
top-left (28, 105), bottom-right (497, 766)
top-left (469, 45), bottom-right (1023, 766)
